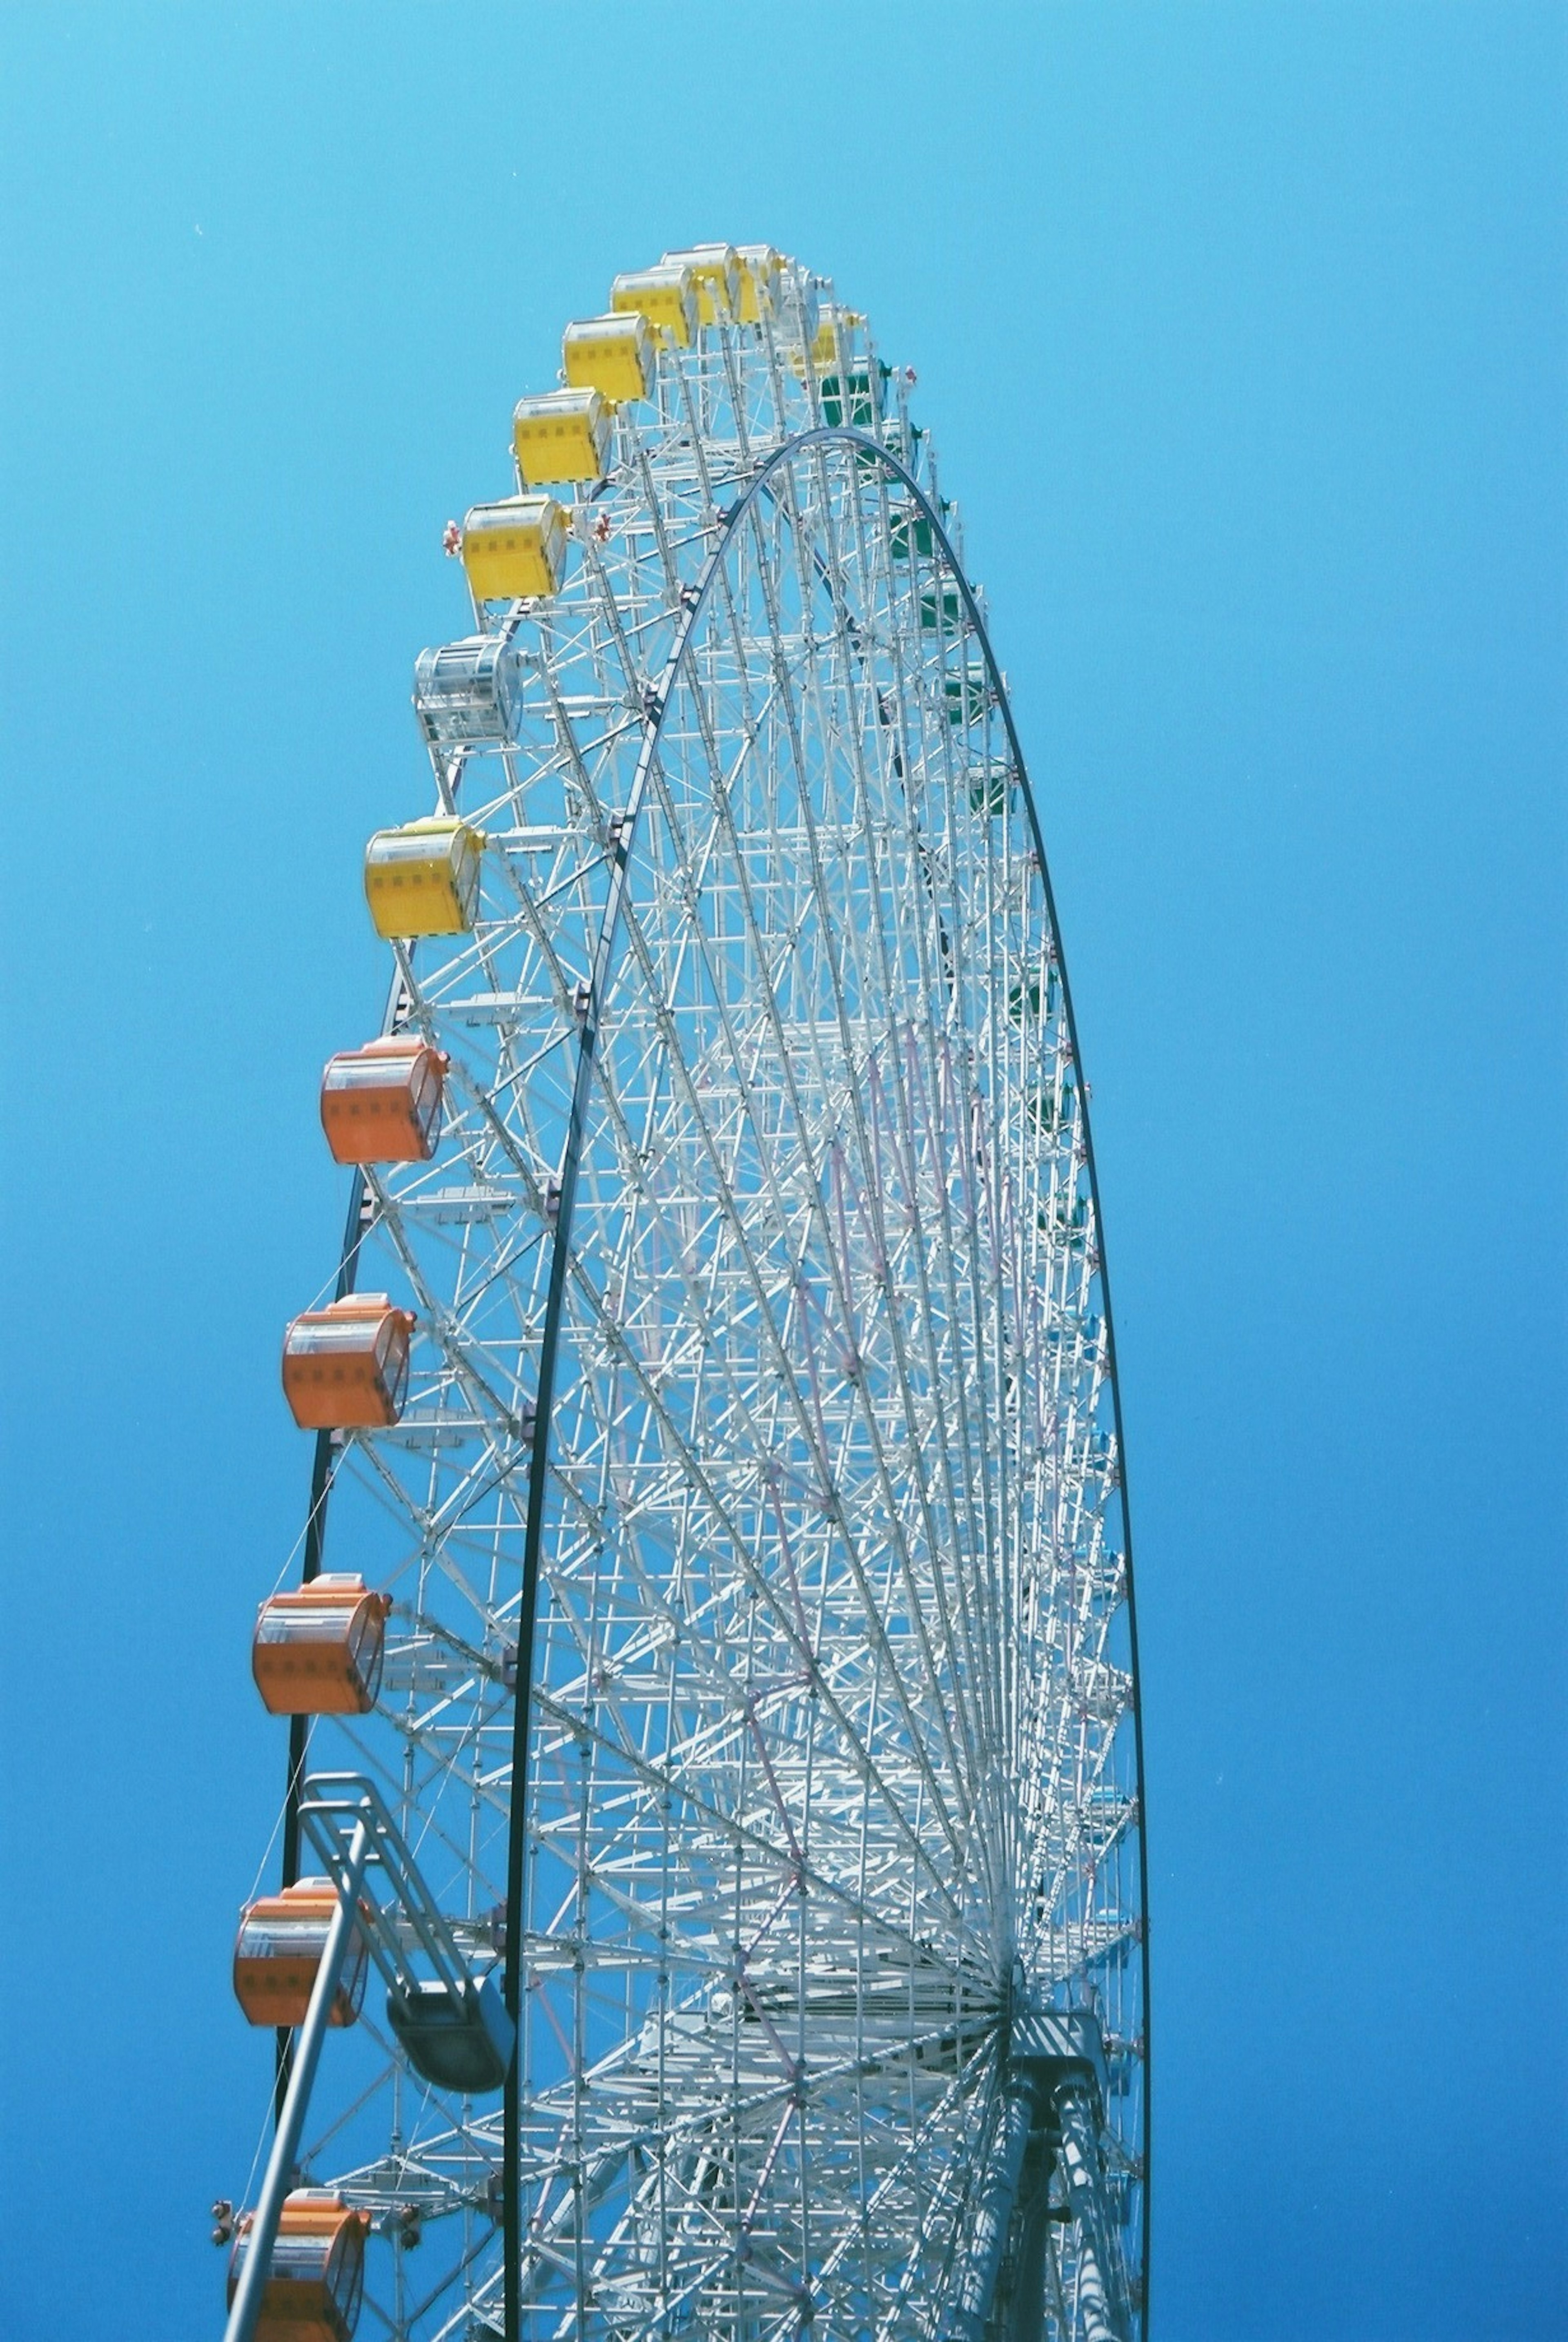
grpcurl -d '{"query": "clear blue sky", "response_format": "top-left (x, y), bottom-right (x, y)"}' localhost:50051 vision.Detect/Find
top-left (1, 6), bottom-right (1563, 2337)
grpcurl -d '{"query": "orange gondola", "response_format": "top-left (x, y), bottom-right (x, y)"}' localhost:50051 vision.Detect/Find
top-left (252, 1574), bottom-right (392, 1715)
top-left (319, 1036), bottom-right (449, 1165)
top-left (226, 2191), bottom-right (370, 2342)
top-left (232, 1879), bottom-right (370, 2028)
top-left (281, 1295), bottom-right (414, 1431)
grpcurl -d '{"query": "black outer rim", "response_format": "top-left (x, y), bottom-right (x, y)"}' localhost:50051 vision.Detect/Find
top-left (495, 428), bottom-right (1152, 2340)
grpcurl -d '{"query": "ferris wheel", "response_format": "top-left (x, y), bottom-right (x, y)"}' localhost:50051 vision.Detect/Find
top-left (216, 243), bottom-right (1149, 2342)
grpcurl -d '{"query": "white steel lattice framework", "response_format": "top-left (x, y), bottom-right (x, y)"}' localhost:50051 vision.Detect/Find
top-left (225, 255), bottom-right (1150, 2342)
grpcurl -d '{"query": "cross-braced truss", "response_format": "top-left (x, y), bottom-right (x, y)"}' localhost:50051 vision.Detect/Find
top-left (234, 260), bottom-right (1149, 2342)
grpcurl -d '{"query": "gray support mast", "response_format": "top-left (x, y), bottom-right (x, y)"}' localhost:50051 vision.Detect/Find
top-left (953, 2011), bottom-right (1132, 2342)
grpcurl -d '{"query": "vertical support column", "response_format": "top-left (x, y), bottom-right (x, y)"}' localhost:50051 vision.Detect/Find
top-left (964, 2011), bottom-right (1133, 2342)
top-left (999, 2172), bottom-right (1053, 2342)
top-left (949, 2063), bottom-right (1042, 2342)
top-left (1052, 2077), bottom-right (1132, 2342)
top-left (225, 1817), bottom-right (371, 2342)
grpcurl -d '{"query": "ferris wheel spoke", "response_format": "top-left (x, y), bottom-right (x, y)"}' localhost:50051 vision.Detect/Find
top-left (521, 1680), bottom-right (981, 1979)
top-left (565, 907), bottom-right (980, 1880)
top-left (792, 682), bottom-right (1009, 1812)
top-left (343, 1416), bottom-right (530, 1561)
top-left (737, 490), bottom-right (1013, 1789)
top-left (862, 1043), bottom-right (1003, 1784)
top-left (625, 705), bottom-right (992, 1847)
top-left (530, 1528), bottom-right (975, 1950)
top-left (852, 2067), bottom-right (996, 2342)
top-left (823, 1052), bottom-right (1003, 1803)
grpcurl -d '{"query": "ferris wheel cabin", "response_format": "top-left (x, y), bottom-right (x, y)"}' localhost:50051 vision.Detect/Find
top-left (609, 264), bottom-right (698, 347)
top-left (232, 1879), bottom-right (370, 2028)
top-left (318, 1036), bottom-right (448, 1165)
top-left (226, 2193), bottom-right (370, 2342)
top-left (512, 388), bottom-right (611, 487)
top-left (362, 816), bottom-right (485, 938)
top-left (281, 1295), bottom-right (414, 1430)
top-left (561, 311), bottom-right (655, 406)
top-left (458, 494), bottom-right (568, 602)
top-left (251, 1574), bottom-right (392, 1714)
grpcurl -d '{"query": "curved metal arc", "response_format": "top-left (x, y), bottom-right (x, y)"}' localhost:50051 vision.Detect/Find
top-left (275, 959), bottom-right (408, 2125)
top-left (500, 425), bottom-right (1149, 2335)
top-left (500, 520), bottom-right (730, 2342)
top-left (848, 431), bottom-right (1153, 2326)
